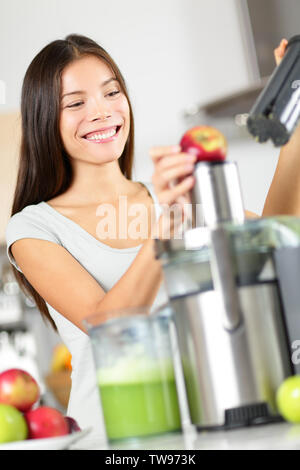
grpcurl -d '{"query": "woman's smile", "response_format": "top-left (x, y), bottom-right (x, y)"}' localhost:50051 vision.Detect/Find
top-left (82, 125), bottom-right (122, 143)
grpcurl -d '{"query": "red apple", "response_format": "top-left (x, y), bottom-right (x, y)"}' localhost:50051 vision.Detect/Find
top-left (0, 369), bottom-right (40, 412)
top-left (180, 126), bottom-right (227, 162)
top-left (64, 416), bottom-right (81, 434)
top-left (25, 406), bottom-right (69, 439)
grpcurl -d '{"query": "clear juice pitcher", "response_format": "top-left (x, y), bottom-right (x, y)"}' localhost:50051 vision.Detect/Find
top-left (85, 307), bottom-right (181, 442)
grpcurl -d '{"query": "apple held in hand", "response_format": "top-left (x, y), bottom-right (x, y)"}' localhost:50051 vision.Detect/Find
top-left (276, 375), bottom-right (300, 423)
top-left (25, 406), bottom-right (69, 439)
top-left (0, 369), bottom-right (40, 412)
top-left (180, 126), bottom-right (227, 162)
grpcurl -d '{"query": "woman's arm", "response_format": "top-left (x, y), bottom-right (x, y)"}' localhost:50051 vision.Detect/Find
top-left (263, 124), bottom-right (300, 216)
top-left (11, 236), bottom-right (162, 333)
top-left (261, 39), bottom-right (300, 216)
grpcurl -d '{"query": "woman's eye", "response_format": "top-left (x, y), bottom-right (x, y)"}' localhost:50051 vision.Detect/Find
top-left (107, 90), bottom-right (120, 98)
top-left (67, 101), bottom-right (84, 108)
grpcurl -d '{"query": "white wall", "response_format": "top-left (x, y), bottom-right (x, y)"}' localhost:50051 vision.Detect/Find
top-left (0, 0), bottom-right (280, 219)
top-left (228, 138), bottom-right (279, 215)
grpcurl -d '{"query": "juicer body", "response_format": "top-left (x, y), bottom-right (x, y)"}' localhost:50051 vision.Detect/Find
top-left (157, 159), bottom-right (300, 430)
top-left (171, 280), bottom-right (293, 429)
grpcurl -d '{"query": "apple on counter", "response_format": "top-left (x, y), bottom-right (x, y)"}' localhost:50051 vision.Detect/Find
top-left (0, 368), bottom-right (80, 444)
top-left (0, 368), bottom-right (40, 412)
top-left (25, 406), bottom-right (69, 439)
top-left (65, 416), bottom-right (81, 433)
top-left (0, 404), bottom-right (28, 443)
top-left (276, 375), bottom-right (300, 423)
top-left (180, 125), bottom-right (227, 162)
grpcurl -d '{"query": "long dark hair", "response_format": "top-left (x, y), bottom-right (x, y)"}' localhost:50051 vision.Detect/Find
top-left (11, 34), bottom-right (135, 330)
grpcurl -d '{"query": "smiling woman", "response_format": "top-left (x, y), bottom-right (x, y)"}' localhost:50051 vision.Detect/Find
top-left (5, 34), bottom-right (196, 441)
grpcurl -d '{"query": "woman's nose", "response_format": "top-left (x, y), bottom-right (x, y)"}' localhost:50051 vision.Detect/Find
top-left (88, 98), bottom-right (112, 121)
top-left (91, 111), bottom-right (111, 122)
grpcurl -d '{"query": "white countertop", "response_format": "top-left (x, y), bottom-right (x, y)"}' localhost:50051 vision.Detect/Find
top-left (70, 421), bottom-right (300, 450)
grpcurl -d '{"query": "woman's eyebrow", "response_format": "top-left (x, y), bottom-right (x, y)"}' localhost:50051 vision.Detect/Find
top-left (61, 77), bottom-right (118, 99)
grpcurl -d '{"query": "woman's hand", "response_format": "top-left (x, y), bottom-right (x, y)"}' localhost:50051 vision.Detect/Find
top-left (274, 38), bottom-right (288, 66)
top-left (150, 145), bottom-right (196, 238)
top-left (150, 145), bottom-right (196, 205)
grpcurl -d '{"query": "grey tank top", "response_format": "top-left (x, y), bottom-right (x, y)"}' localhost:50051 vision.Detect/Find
top-left (5, 182), bottom-right (168, 444)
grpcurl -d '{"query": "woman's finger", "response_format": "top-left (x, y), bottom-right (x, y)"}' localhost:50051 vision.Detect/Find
top-left (274, 38), bottom-right (288, 66)
top-left (158, 176), bottom-right (195, 205)
top-left (153, 162), bottom-right (195, 189)
top-left (155, 152), bottom-right (196, 171)
top-left (149, 145), bottom-right (181, 161)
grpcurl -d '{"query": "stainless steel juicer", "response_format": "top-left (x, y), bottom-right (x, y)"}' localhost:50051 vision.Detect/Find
top-left (156, 159), bottom-right (300, 430)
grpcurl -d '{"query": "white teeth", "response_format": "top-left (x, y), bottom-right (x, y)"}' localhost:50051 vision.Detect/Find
top-left (86, 128), bottom-right (117, 141)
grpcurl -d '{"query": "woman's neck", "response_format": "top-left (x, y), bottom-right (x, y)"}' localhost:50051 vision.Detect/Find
top-left (60, 159), bottom-right (135, 206)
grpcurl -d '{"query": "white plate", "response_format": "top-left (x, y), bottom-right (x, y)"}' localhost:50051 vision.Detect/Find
top-left (0, 427), bottom-right (92, 450)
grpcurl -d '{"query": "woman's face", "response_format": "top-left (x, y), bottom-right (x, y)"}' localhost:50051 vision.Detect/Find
top-left (59, 55), bottom-right (130, 165)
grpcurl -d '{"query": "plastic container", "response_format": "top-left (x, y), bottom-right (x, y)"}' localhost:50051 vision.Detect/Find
top-left (85, 308), bottom-right (181, 442)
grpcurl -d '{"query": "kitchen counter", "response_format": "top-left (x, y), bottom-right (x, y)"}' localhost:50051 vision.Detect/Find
top-left (70, 421), bottom-right (300, 450)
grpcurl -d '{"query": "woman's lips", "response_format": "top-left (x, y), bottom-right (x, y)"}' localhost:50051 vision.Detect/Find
top-left (83, 125), bottom-right (122, 143)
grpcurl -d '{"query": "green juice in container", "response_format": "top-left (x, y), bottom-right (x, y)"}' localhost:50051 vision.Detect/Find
top-left (86, 309), bottom-right (181, 441)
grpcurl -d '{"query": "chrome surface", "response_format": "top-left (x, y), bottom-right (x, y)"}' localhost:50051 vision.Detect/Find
top-left (209, 226), bottom-right (242, 331)
top-left (191, 161), bottom-right (245, 227)
top-left (171, 283), bottom-right (292, 427)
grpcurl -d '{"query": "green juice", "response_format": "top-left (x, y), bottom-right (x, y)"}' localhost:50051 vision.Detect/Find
top-left (97, 358), bottom-right (181, 441)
